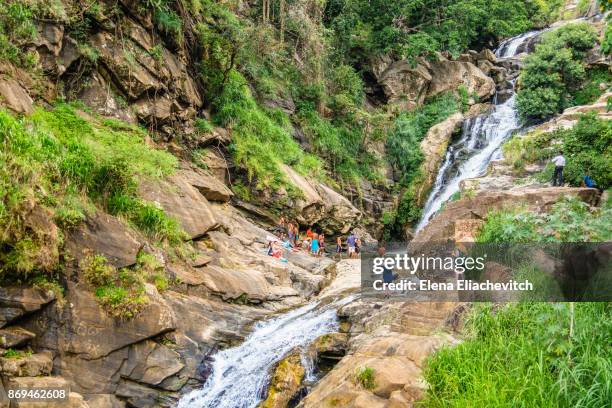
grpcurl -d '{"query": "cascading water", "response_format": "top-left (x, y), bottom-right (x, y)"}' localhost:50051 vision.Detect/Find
top-left (177, 295), bottom-right (355, 408)
top-left (415, 30), bottom-right (543, 231)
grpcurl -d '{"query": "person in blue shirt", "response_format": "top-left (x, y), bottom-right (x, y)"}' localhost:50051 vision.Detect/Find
top-left (347, 233), bottom-right (357, 258)
top-left (310, 233), bottom-right (320, 256)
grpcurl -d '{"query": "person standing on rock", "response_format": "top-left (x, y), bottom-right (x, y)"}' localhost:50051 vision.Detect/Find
top-left (551, 151), bottom-right (566, 186)
top-left (347, 232), bottom-right (357, 258)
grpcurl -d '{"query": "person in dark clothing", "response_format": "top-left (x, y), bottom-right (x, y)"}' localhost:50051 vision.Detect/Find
top-left (551, 150), bottom-right (566, 186)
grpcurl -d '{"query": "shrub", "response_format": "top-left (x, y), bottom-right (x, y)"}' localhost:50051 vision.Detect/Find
top-left (355, 366), bottom-right (376, 390)
top-left (81, 252), bottom-right (172, 319)
top-left (517, 23), bottom-right (598, 121)
top-left (503, 114), bottom-right (611, 189)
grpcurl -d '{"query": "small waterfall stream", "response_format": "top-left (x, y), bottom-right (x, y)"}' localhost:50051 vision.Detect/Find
top-left (416, 30), bottom-right (544, 231)
top-left (177, 295), bottom-right (355, 408)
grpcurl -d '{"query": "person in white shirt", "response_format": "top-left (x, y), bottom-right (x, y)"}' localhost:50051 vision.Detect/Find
top-left (551, 150), bottom-right (566, 186)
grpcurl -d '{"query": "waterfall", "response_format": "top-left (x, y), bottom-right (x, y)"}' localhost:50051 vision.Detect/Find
top-left (177, 295), bottom-right (355, 408)
top-left (415, 30), bottom-right (543, 231)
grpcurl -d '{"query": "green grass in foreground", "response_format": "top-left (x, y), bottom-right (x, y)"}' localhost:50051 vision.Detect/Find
top-left (422, 302), bottom-right (611, 408)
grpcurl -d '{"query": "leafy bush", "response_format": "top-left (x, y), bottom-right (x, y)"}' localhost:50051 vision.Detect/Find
top-left (517, 23), bottom-right (598, 121)
top-left (81, 252), bottom-right (170, 319)
top-left (602, 20), bottom-right (612, 56)
top-left (0, 0), bottom-right (38, 67)
top-left (423, 302), bottom-right (612, 407)
top-left (571, 67), bottom-right (612, 106)
top-left (386, 93), bottom-right (460, 187)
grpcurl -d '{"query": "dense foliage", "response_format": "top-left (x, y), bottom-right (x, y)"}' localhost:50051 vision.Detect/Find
top-left (324, 0), bottom-right (563, 63)
top-left (424, 302), bottom-right (612, 407)
top-left (516, 23), bottom-right (598, 121)
top-left (503, 113), bottom-right (612, 189)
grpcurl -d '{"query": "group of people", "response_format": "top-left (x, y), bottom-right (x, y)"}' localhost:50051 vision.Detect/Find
top-left (267, 216), bottom-right (363, 260)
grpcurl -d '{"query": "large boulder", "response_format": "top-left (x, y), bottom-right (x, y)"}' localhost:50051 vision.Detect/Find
top-left (281, 164), bottom-right (325, 225)
top-left (90, 32), bottom-right (161, 100)
top-left (64, 213), bottom-right (142, 269)
top-left (260, 351), bottom-right (305, 408)
top-left (427, 59), bottom-right (496, 101)
top-left (120, 340), bottom-right (184, 387)
top-left (375, 60), bottom-right (432, 110)
top-left (179, 168), bottom-right (233, 203)
top-left (139, 172), bottom-right (219, 240)
top-left (316, 184), bottom-right (362, 234)
top-left (0, 78), bottom-right (33, 114)
top-left (0, 327), bottom-right (35, 349)
top-left (162, 291), bottom-right (267, 349)
top-left (197, 265), bottom-right (271, 303)
top-left (0, 351), bottom-right (53, 377)
top-left (57, 283), bottom-right (176, 359)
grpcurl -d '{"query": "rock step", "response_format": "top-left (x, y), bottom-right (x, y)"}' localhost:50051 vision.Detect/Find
top-left (0, 351), bottom-right (53, 377)
top-left (0, 327), bottom-right (35, 349)
top-left (2, 376), bottom-right (88, 407)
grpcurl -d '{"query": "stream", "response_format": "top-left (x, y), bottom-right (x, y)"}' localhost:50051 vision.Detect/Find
top-left (177, 295), bottom-right (355, 408)
top-left (416, 29), bottom-right (544, 231)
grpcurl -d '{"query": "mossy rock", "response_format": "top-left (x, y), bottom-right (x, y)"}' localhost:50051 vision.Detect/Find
top-left (260, 352), bottom-right (305, 408)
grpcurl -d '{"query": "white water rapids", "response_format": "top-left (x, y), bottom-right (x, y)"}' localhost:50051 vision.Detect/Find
top-left (416, 29), bottom-right (544, 231)
top-left (177, 295), bottom-right (355, 408)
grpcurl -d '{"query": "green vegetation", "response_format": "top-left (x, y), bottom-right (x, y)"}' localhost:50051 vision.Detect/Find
top-left (383, 94), bottom-right (463, 237)
top-left (572, 67), bottom-right (612, 106)
top-left (516, 23), bottom-right (598, 121)
top-left (0, 104), bottom-right (181, 280)
top-left (2, 348), bottom-right (32, 359)
top-left (213, 71), bottom-right (324, 190)
top-left (477, 196), bottom-right (611, 242)
top-left (503, 113), bottom-right (611, 189)
top-left (354, 366), bottom-right (376, 390)
top-left (324, 0), bottom-right (563, 63)
top-left (423, 302), bottom-right (611, 407)
top-left (81, 251), bottom-right (169, 318)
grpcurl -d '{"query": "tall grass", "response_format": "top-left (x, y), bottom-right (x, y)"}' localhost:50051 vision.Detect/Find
top-left (422, 302), bottom-right (611, 408)
top-left (0, 104), bottom-right (183, 278)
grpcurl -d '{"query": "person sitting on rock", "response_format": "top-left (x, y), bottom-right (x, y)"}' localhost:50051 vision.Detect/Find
top-left (582, 175), bottom-right (603, 193)
top-left (551, 150), bottom-right (565, 186)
